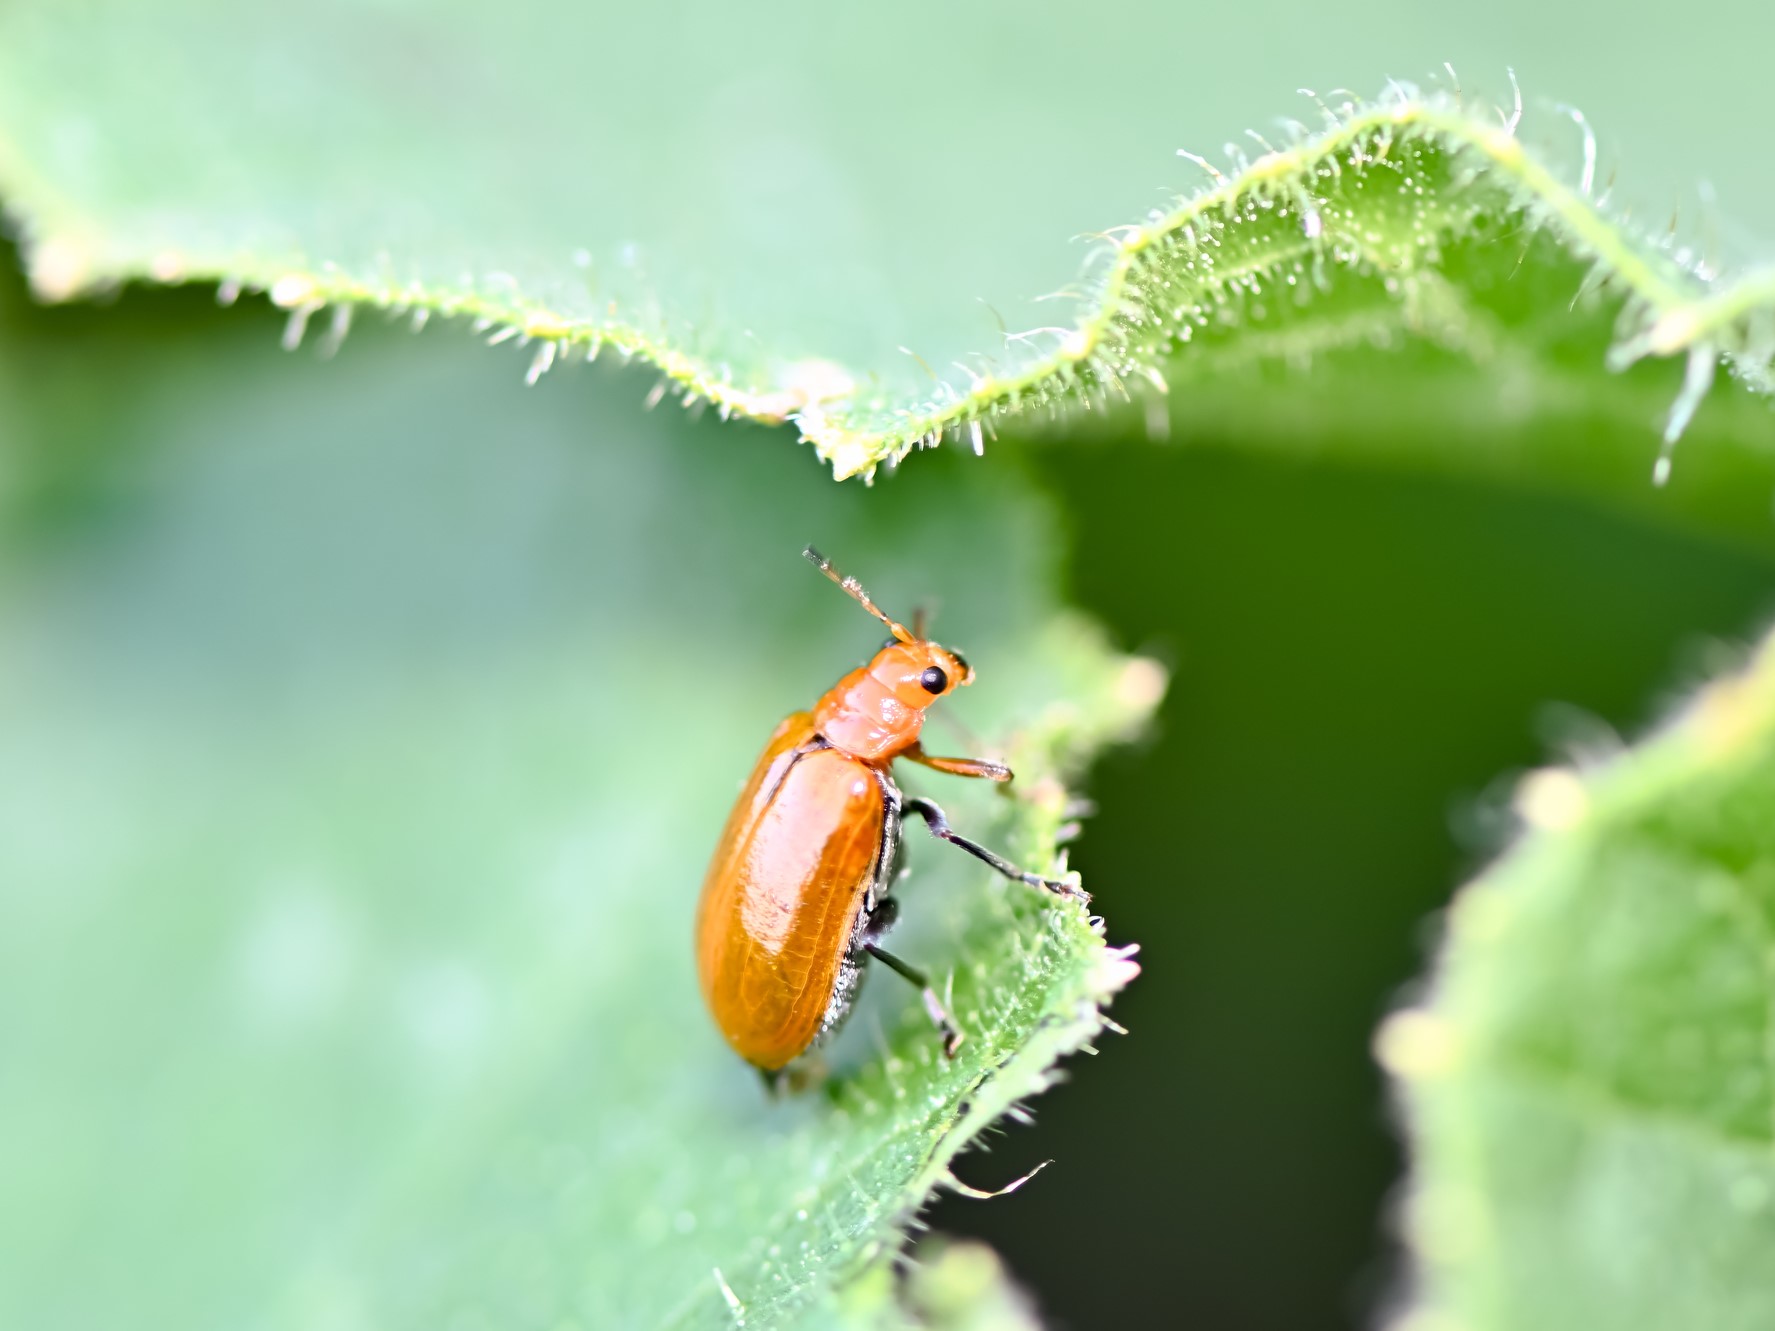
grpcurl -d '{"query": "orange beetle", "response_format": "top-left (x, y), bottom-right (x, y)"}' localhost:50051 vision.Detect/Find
top-left (696, 547), bottom-right (1085, 1084)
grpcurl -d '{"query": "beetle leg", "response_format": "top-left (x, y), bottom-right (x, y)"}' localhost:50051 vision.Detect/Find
top-left (864, 944), bottom-right (964, 1058)
top-left (863, 893), bottom-right (899, 944)
top-left (904, 742), bottom-right (1012, 783)
top-left (756, 1065), bottom-right (785, 1098)
top-left (902, 796), bottom-right (1090, 903)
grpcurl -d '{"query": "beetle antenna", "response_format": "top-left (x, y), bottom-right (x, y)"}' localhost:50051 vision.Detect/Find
top-left (803, 546), bottom-right (915, 643)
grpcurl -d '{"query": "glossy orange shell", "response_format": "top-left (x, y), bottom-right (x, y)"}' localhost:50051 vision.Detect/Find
top-left (696, 712), bottom-right (890, 1070)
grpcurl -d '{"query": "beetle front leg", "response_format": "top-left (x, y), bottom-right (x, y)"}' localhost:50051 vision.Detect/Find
top-left (904, 742), bottom-right (1012, 783)
top-left (903, 796), bottom-right (1089, 903)
top-left (865, 943), bottom-right (964, 1057)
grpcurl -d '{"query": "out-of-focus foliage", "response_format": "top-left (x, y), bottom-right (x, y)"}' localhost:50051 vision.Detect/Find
top-left (1385, 631), bottom-right (1775, 1331)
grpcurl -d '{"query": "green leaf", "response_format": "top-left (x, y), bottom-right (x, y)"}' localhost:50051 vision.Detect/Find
top-left (0, 275), bottom-right (1157, 1330)
top-left (0, 6), bottom-right (1769, 481)
top-left (1383, 629), bottom-right (1775, 1330)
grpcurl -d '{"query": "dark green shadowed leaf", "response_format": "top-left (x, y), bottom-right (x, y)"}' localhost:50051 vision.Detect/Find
top-left (0, 277), bottom-right (1157, 1330)
top-left (1385, 629), bottom-right (1775, 1331)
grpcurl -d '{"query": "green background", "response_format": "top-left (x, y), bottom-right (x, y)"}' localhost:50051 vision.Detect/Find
top-left (4, 0), bottom-right (1775, 1324)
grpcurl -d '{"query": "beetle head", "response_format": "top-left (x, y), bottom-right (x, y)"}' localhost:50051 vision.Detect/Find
top-left (877, 638), bottom-right (972, 711)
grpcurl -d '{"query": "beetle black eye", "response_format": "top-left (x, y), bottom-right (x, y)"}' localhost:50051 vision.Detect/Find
top-left (920, 666), bottom-right (948, 694)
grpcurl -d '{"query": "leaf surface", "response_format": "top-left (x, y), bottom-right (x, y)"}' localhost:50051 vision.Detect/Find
top-left (0, 278), bottom-right (1154, 1330)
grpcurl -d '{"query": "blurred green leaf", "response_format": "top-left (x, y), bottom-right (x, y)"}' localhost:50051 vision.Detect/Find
top-left (0, 6), bottom-right (1769, 480)
top-left (1385, 629), bottom-right (1775, 1330)
top-left (0, 277), bottom-right (1154, 1330)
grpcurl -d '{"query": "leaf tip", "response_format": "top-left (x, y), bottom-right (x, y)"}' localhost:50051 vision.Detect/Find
top-left (1374, 1008), bottom-right (1461, 1083)
top-left (1511, 765), bottom-right (1590, 832)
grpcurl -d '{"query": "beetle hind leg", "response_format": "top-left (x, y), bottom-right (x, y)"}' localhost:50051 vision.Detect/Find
top-left (865, 943), bottom-right (965, 1058)
top-left (902, 796), bottom-right (1089, 904)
